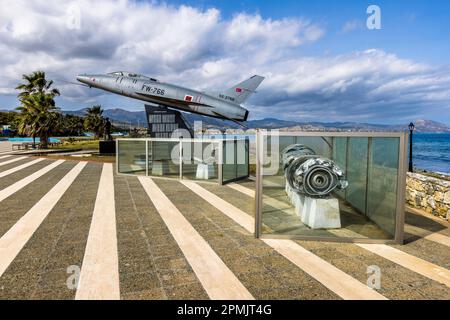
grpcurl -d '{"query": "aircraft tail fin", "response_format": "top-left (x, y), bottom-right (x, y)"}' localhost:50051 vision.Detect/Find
top-left (221, 75), bottom-right (264, 105)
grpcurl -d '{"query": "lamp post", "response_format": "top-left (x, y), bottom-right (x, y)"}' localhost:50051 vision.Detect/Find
top-left (408, 122), bottom-right (415, 172)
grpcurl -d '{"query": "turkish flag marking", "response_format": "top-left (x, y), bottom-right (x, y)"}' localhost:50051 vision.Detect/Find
top-left (235, 88), bottom-right (242, 93)
top-left (184, 95), bottom-right (193, 102)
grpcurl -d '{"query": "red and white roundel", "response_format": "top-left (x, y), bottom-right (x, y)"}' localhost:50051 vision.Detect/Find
top-left (184, 95), bottom-right (193, 102)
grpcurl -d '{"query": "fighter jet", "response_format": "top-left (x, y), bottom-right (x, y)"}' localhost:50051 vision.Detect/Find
top-left (76, 72), bottom-right (264, 125)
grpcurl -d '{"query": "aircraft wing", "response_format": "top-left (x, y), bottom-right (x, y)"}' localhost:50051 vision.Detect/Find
top-left (135, 92), bottom-right (211, 107)
top-left (212, 111), bottom-right (248, 129)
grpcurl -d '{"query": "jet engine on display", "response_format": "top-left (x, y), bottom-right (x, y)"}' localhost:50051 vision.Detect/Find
top-left (281, 144), bottom-right (348, 198)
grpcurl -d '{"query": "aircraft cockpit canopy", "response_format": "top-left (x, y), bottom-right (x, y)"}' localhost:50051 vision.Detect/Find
top-left (107, 71), bottom-right (158, 82)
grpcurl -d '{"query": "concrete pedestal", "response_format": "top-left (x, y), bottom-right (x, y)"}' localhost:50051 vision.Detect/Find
top-left (99, 140), bottom-right (116, 154)
top-left (286, 183), bottom-right (341, 229)
top-left (152, 161), bottom-right (169, 175)
top-left (196, 164), bottom-right (216, 180)
top-left (301, 197), bottom-right (341, 229)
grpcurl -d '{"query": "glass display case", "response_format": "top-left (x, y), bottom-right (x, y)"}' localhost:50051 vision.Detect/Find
top-left (255, 131), bottom-right (408, 244)
top-left (117, 138), bottom-right (249, 185)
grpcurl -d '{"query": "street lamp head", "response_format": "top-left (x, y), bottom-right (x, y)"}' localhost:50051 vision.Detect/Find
top-left (408, 122), bottom-right (415, 131)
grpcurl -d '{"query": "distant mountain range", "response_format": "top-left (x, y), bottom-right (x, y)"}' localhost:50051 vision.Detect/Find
top-left (61, 108), bottom-right (450, 132)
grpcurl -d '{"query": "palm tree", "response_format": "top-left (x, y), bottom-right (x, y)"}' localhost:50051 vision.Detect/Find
top-left (84, 105), bottom-right (105, 139)
top-left (64, 114), bottom-right (85, 136)
top-left (16, 71), bottom-right (60, 149)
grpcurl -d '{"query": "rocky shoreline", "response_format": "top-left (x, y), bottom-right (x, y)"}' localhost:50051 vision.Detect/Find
top-left (406, 172), bottom-right (450, 221)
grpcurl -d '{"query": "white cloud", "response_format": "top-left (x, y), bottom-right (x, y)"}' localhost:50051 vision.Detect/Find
top-left (341, 19), bottom-right (360, 33)
top-left (0, 0), bottom-right (449, 123)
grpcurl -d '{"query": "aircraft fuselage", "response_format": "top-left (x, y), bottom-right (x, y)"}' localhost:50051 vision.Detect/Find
top-left (76, 73), bottom-right (249, 121)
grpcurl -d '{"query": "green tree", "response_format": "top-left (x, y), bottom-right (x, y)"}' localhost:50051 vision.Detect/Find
top-left (84, 105), bottom-right (105, 139)
top-left (15, 71), bottom-right (60, 148)
top-left (57, 114), bottom-right (85, 136)
top-left (67, 114), bottom-right (85, 136)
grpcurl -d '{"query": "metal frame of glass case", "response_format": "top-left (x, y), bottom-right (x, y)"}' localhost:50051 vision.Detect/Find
top-left (116, 137), bottom-right (250, 185)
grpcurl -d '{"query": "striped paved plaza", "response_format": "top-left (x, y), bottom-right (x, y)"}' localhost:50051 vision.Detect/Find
top-left (0, 155), bottom-right (449, 300)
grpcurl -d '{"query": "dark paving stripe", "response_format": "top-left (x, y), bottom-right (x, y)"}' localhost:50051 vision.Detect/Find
top-left (406, 211), bottom-right (450, 237)
top-left (0, 159), bottom-right (54, 191)
top-left (0, 156), bottom-right (14, 163)
top-left (0, 161), bottom-right (77, 239)
top-left (154, 179), bottom-right (339, 300)
top-left (236, 180), bottom-right (256, 190)
top-left (0, 162), bottom-right (100, 299)
top-left (0, 157), bottom-right (32, 172)
top-left (205, 182), bottom-right (450, 300)
top-left (114, 175), bottom-right (208, 300)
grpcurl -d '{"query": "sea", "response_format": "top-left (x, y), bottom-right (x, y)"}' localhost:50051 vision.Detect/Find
top-left (413, 133), bottom-right (450, 174)
top-left (205, 132), bottom-right (450, 175)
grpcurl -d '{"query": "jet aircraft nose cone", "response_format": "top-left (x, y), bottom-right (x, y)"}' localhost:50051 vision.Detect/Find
top-left (76, 75), bottom-right (89, 84)
top-left (77, 74), bottom-right (92, 84)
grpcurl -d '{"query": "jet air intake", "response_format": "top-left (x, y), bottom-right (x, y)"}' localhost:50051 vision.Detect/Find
top-left (281, 144), bottom-right (348, 198)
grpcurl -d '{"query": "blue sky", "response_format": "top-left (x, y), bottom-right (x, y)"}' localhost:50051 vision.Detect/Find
top-left (168, 0), bottom-right (450, 63)
top-left (0, 0), bottom-right (449, 124)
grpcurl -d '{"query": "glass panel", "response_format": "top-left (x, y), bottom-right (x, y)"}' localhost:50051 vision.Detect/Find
top-left (332, 137), bottom-right (347, 198)
top-left (260, 134), bottom-right (400, 241)
top-left (367, 138), bottom-right (400, 237)
top-left (345, 137), bottom-right (368, 214)
top-left (222, 140), bottom-right (237, 182)
top-left (117, 140), bottom-right (147, 175)
top-left (236, 139), bottom-right (249, 178)
top-left (181, 141), bottom-right (218, 181)
top-left (149, 140), bottom-right (180, 177)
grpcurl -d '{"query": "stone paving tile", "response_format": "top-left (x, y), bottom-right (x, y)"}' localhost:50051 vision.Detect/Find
top-left (405, 211), bottom-right (450, 237)
top-left (201, 183), bottom-right (255, 216)
top-left (121, 287), bottom-right (167, 300)
top-left (223, 180), bottom-right (450, 300)
top-left (163, 282), bottom-right (212, 300)
top-left (237, 180), bottom-right (257, 190)
top-left (0, 161), bottom-right (77, 238)
top-left (393, 238), bottom-right (450, 269)
top-left (0, 162), bottom-right (100, 300)
top-left (0, 158), bottom-right (447, 300)
top-left (296, 240), bottom-right (450, 300)
top-left (0, 159), bottom-right (55, 191)
top-left (0, 156), bottom-right (12, 163)
top-left (0, 157), bottom-right (35, 173)
top-left (114, 175), bottom-right (208, 300)
top-left (154, 179), bottom-right (339, 300)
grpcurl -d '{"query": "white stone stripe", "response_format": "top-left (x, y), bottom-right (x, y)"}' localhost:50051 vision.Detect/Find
top-left (405, 225), bottom-right (450, 247)
top-left (0, 155), bottom-right (11, 160)
top-left (76, 164), bottom-right (120, 300)
top-left (230, 183), bottom-right (450, 288)
top-left (228, 183), bottom-right (254, 197)
top-left (0, 156), bottom-right (27, 167)
top-left (139, 177), bottom-right (254, 300)
top-left (263, 238), bottom-right (387, 300)
top-left (0, 160), bottom-right (65, 202)
top-left (0, 162), bottom-right (86, 278)
top-left (185, 182), bottom-right (254, 233)
top-left (229, 183), bottom-right (295, 215)
top-left (0, 158), bottom-right (45, 179)
top-left (357, 244), bottom-right (450, 287)
top-left (185, 181), bottom-right (386, 300)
